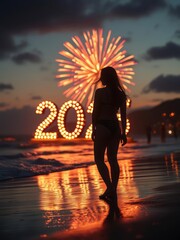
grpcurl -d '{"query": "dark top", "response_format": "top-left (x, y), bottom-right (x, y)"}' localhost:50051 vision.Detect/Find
top-left (92, 87), bottom-right (126, 134)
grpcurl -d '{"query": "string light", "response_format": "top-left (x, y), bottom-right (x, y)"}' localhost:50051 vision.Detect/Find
top-left (57, 100), bottom-right (85, 139)
top-left (34, 101), bottom-right (57, 140)
top-left (34, 99), bottom-right (131, 139)
top-left (85, 103), bottom-right (94, 139)
top-left (85, 99), bottom-right (131, 139)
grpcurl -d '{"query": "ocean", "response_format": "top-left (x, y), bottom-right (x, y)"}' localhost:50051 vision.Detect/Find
top-left (0, 135), bottom-right (179, 181)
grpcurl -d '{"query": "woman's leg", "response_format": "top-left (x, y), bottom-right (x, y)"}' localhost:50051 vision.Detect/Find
top-left (107, 133), bottom-right (120, 192)
top-left (94, 124), bottom-right (112, 191)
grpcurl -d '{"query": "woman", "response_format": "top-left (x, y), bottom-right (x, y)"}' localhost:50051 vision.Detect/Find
top-left (92, 66), bottom-right (127, 202)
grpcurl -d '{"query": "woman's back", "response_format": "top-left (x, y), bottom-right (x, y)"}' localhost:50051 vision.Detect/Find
top-left (93, 87), bottom-right (125, 122)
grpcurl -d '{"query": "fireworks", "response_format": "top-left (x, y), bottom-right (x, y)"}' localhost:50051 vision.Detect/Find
top-left (56, 29), bottom-right (136, 107)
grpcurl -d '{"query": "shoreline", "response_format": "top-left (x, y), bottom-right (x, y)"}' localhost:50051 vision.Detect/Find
top-left (0, 151), bottom-right (180, 239)
top-left (1, 150), bottom-right (179, 183)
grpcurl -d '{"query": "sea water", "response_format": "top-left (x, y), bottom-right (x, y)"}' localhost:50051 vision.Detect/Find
top-left (0, 135), bottom-right (179, 181)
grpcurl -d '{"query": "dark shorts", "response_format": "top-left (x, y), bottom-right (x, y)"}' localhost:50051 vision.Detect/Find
top-left (96, 120), bottom-right (121, 136)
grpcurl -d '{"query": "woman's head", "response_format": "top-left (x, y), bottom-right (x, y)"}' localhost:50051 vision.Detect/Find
top-left (99, 66), bottom-right (123, 91)
top-left (99, 66), bottom-right (126, 106)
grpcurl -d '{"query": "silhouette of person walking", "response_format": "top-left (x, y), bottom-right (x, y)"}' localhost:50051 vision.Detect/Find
top-left (146, 125), bottom-right (152, 144)
top-left (92, 66), bottom-right (127, 203)
top-left (160, 122), bottom-right (166, 143)
top-left (173, 124), bottom-right (178, 139)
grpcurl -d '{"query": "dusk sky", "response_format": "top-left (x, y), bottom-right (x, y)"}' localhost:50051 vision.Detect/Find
top-left (0, 0), bottom-right (180, 135)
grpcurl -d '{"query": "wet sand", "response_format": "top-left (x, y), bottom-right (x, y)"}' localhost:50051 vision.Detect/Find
top-left (0, 152), bottom-right (180, 240)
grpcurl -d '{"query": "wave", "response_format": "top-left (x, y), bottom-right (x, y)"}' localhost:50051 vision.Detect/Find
top-left (0, 143), bottom-right (162, 161)
top-left (0, 156), bottom-right (95, 181)
top-left (0, 137), bottom-right (179, 181)
top-left (0, 150), bottom-right (84, 160)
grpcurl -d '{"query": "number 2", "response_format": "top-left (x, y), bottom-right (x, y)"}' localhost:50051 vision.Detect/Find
top-left (34, 101), bottom-right (58, 140)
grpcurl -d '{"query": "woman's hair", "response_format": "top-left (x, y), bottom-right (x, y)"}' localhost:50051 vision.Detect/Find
top-left (99, 66), bottom-right (126, 106)
top-left (100, 66), bottom-right (125, 92)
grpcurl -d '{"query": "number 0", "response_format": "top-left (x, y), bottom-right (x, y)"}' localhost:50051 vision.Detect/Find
top-left (57, 100), bottom-right (85, 139)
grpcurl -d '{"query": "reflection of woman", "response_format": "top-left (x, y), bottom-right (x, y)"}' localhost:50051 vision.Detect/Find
top-left (92, 66), bottom-right (127, 202)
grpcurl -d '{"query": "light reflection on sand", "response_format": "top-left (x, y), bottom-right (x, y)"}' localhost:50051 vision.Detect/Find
top-left (37, 158), bottom-right (142, 229)
top-left (36, 152), bottom-right (180, 232)
top-left (1, 152), bottom-right (180, 239)
top-left (170, 153), bottom-right (179, 176)
top-left (164, 153), bottom-right (179, 177)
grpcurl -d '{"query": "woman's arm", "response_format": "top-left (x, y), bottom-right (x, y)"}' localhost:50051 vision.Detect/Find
top-left (120, 94), bottom-right (127, 146)
top-left (92, 89), bottom-right (101, 140)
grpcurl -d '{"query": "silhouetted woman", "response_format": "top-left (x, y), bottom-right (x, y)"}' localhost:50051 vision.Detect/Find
top-left (92, 66), bottom-right (127, 203)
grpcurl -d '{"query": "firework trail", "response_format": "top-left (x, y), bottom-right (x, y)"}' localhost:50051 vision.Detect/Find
top-left (56, 29), bottom-right (136, 107)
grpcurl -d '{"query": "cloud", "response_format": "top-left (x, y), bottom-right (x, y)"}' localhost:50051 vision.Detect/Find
top-left (0, 0), bottom-right (103, 60)
top-left (0, 102), bottom-right (9, 109)
top-left (0, 0), bottom-right (168, 59)
top-left (0, 0), bottom-right (167, 34)
top-left (0, 83), bottom-right (14, 92)
top-left (12, 51), bottom-right (42, 64)
top-left (144, 42), bottom-right (180, 60)
top-left (142, 74), bottom-right (180, 93)
top-left (0, 105), bottom-right (58, 135)
top-left (0, 34), bottom-right (28, 59)
top-left (174, 30), bottom-right (180, 39)
top-left (40, 66), bottom-right (49, 71)
top-left (169, 4), bottom-right (180, 19)
top-left (31, 96), bottom-right (42, 100)
top-left (0, 0), bottom-right (104, 35)
top-left (110, 0), bottom-right (166, 19)
top-left (0, 106), bottom-right (36, 135)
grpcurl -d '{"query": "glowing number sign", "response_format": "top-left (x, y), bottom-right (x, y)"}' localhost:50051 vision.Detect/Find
top-left (34, 99), bottom-right (131, 140)
top-left (85, 103), bottom-right (93, 139)
top-left (34, 101), bottom-right (58, 140)
top-left (117, 114), bottom-right (130, 135)
top-left (57, 100), bottom-right (85, 139)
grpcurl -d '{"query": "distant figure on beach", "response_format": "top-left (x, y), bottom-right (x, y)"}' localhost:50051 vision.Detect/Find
top-left (92, 66), bottom-right (127, 212)
top-left (146, 124), bottom-right (152, 144)
top-left (160, 122), bottom-right (166, 143)
top-left (173, 124), bottom-right (178, 139)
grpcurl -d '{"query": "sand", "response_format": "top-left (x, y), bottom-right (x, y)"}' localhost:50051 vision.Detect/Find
top-left (0, 152), bottom-right (180, 240)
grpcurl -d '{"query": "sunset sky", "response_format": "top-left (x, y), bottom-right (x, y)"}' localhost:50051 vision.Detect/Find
top-left (0, 0), bottom-right (180, 135)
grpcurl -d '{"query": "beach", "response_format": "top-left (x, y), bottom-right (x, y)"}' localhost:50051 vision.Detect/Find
top-left (0, 137), bottom-right (180, 239)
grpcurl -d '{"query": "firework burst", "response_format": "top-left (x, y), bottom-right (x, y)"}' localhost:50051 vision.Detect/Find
top-left (56, 29), bottom-right (136, 107)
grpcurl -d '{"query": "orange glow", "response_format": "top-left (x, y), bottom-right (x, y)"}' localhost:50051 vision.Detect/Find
top-left (56, 29), bottom-right (136, 107)
top-left (34, 101), bottom-right (58, 140)
top-left (170, 112), bottom-right (175, 117)
top-left (37, 174), bottom-right (63, 211)
top-left (162, 113), bottom-right (167, 117)
top-left (170, 153), bottom-right (179, 176)
top-left (164, 153), bottom-right (179, 177)
top-left (37, 161), bottom-right (140, 228)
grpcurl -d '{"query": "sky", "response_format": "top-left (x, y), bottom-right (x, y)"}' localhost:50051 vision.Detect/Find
top-left (0, 0), bottom-right (180, 135)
